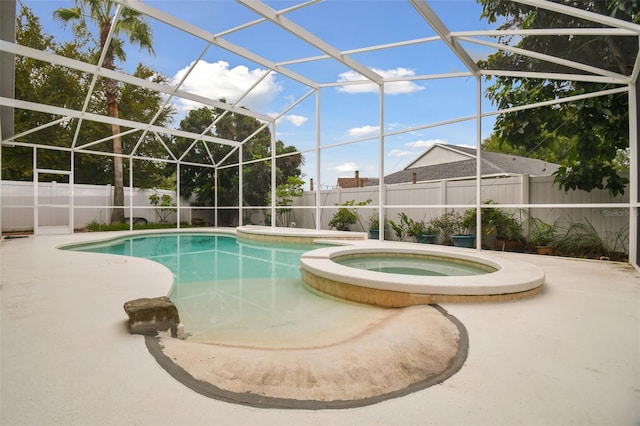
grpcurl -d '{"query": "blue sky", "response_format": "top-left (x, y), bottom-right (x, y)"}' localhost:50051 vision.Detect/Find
top-left (22, 0), bottom-right (499, 189)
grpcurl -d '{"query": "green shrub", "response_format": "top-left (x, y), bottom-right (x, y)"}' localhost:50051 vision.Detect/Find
top-left (368, 210), bottom-right (388, 231)
top-left (553, 217), bottom-right (628, 259)
top-left (529, 219), bottom-right (557, 247)
top-left (430, 212), bottom-right (458, 245)
top-left (328, 199), bottom-right (371, 231)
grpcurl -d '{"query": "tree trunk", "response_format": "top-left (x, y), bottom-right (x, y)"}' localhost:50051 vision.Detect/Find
top-left (101, 22), bottom-right (125, 224)
top-left (109, 93), bottom-right (125, 224)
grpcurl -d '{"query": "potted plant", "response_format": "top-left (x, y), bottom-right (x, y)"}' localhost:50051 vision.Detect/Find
top-left (451, 210), bottom-right (476, 248)
top-left (404, 214), bottom-right (425, 242)
top-left (489, 209), bottom-right (524, 251)
top-left (368, 211), bottom-right (388, 239)
top-left (389, 212), bottom-right (434, 243)
top-left (405, 214), bottom-right (438, 244)
top-left (399, 213), bottom-right (425, 243)
top-left (429, 212), bottom-right (457, 245)
top-left (416, 222), bottom-right (438, 244)
top-left (464, 202), bottom-right (524, 251)
top-left (389, 215), bottom-right (408, 241)
top-left (529, 220), bottom-right (556, 255)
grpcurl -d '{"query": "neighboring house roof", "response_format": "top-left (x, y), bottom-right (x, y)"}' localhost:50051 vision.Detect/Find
top-left (378, 144), bottom-right (559, 185)
top-left (337, 176), bottom-right (374, 188)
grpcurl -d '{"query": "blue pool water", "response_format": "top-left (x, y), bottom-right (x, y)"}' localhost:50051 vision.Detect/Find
top-left (70, 233), bottom-right (387, 347)
top-left (335, 255), bottom-right (493, 276)
top-left (79, 233), bottom-right (306, 281)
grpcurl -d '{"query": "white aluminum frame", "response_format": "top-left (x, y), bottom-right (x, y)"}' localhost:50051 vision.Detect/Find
top-left (0, 0), bottom-right (638, 268)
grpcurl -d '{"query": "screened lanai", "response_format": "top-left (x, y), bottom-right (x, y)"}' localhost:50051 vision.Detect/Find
top-left (0, 0), bottom-right (638, 268)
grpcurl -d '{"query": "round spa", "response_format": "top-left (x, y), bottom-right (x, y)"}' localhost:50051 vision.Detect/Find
top-left (334, 253), bottom-right (496, 276)
top-left (300, 244), bottom-right (544, 306)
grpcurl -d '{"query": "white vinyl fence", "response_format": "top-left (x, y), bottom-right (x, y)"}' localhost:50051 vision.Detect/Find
top-left (2, 174), bottom-right (631, 249)
top-left (0, 181), bottom-right (188, 232)
top-left (283, 174), bottom-right (629, 246)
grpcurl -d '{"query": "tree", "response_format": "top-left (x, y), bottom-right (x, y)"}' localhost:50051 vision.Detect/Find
top-left (173, 107), bottom-right (236, 212)
top-left (117, 64), bottom-right (176, 189)
top-left (72, 63), bottom-right (176, 188)
top-left (477, 0), bottom-right (637, 196)
top-left (8, 4), bottom-right (91, 181)
top-left (481, 133), bottom-right (573, 165)
top-left (176, 105), bottom-right (304, 226)
top-left (8, 4), bottom-right (173, 190)
top-left (54, 1), bottom-right (154, 223)
top-left (269, 175), bottom-right (305, 226)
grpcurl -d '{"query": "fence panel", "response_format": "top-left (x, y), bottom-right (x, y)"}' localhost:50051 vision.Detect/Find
top-left (1, 181), bottom-right (187, 232)
top-left (2, 175), bottom-right (630, 247)
top-left (528, 175), bottom-right (629, 242)
top-left (289, 175), bottom-right (629, 246)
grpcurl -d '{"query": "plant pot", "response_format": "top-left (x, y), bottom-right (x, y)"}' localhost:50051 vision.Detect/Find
top-left (369, 229), bottom-right (389, 240)
top-left (417, 234), bottom-right (437, 244)
top-left (482, 230), bottom-right (497, 250)
top-left (452, 234), bottom-right (475, 248)
top-left (535, 245), bottom-right (553, 255)
top-left (494, 238), bottom-right (525, 252)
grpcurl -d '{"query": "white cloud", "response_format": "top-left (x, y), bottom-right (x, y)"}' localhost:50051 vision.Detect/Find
top-left (174, 60), bottom-right (282, 112)
top-left (338, 67), bottom-right (425, 95)
top-left (348, 125), bottom-right (380, 137)
top-left (334, 162), bottom-right (359, 173)
top-left (283, 114), bottom-right (308, 127)
top-left (389, 149), bottom-right (415, 157)
top-left (405, 138), bottom-right (447, 149)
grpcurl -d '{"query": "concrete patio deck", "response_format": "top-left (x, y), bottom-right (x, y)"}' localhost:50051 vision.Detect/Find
top-left (1, 230), bottom-right (639, 425)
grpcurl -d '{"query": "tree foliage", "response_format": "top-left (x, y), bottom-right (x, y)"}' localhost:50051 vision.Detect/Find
top-left (269, 175), bottom-right (305, 226)
top-left (176, 105), bottom-right (304, 225)
top-left (481, 132), bottom-right (574, 165)
top-left (8, 4), bottom-right (174, 190)
top-left (9, 4), bottom-right (303, 228)
top-left (5, 5), bottom-right (89, 182)
top-left (478, 0), bottom-right (637, 196)
top-left (54, 0), bottom-right (155, 222)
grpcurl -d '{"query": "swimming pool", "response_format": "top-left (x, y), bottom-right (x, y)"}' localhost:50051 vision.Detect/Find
top-left (70, 233), bottom-right (389, 348)
top-left (64, 228), bottom-right (543, 408)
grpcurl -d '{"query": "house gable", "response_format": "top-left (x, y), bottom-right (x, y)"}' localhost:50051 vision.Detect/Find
top-left (405, 144), bottom-right (475, 169)
top-left (381, 143), bottom-right (560, 185)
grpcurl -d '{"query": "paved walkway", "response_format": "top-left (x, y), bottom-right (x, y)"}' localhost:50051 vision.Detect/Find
top-left (1, 230), bottom-right (639, 425)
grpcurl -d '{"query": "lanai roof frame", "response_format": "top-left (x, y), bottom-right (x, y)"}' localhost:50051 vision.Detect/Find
top-left (0, 0), bottom-right (638, 268)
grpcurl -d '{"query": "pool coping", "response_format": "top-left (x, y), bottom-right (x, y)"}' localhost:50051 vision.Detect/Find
top-left (57, 227), bottom-right (237, 251)
top-left (300, 242), bottom-right (545, 305)
top-left (237, 225), bottom-right (367, 244)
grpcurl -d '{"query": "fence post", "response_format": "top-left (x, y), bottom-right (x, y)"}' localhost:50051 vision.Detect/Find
top-left (106, 184), bottom-right (112, 225)
top-left (521, 174), bottom-right (530, 231)
top-left (439, 179), bottom-right (447, 215)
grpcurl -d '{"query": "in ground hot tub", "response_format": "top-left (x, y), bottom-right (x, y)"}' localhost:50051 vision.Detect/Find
top-left (334, 253), bottom-right (496, 276)
top-left (300, 243), bottom-right (544, 306)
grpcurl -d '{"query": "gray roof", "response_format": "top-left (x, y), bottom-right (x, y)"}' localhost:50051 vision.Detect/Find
top-left (375, 144), bottom-right (559, 186)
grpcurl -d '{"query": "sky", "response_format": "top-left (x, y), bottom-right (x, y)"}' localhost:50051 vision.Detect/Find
top-left (21, 0), bottom-right (500, 190)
